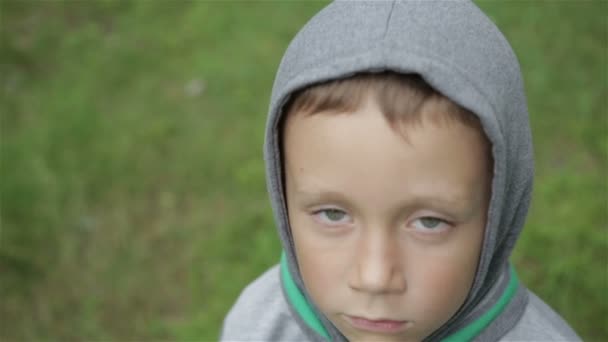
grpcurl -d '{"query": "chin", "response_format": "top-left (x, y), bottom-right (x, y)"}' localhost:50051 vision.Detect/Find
top-left (334, 317), bottom-right (426, 342)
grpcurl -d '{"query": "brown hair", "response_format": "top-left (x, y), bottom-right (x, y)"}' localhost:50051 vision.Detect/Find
top-left (284, 72), bottom-right (485, 136)
top-left (281, 72), bottom-right (493, 173)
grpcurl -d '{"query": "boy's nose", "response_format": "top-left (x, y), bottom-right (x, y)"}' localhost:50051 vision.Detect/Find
top-left (348, 232), bottom-right (406, 295)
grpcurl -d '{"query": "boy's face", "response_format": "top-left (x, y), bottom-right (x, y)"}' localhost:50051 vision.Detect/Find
top-left (283, 96), bottom-right (491, 342)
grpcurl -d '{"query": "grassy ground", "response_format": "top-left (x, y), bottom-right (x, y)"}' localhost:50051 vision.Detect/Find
top-left (1, 1), bottom-right (606, 341)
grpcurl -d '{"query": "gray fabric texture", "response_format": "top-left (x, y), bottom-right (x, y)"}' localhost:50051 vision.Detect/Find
top-left (500, 292), bottom-right (581, 341)
top-left (221, 266), bottom-right (307, 342)
top-left (222, 0), bottom-right (580, 341)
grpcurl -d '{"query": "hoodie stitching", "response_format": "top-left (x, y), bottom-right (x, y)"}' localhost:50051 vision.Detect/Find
top-left (382, 0), bottom-right (397, 39)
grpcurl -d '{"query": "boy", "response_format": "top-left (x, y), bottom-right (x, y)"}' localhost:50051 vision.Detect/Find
top-left (222, 1), bottom-right (581, 341)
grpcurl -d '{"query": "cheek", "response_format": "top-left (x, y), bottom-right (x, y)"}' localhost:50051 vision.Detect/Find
top-left (410, 227), bottom-right (483, 327)
top-left (415, 257), bottom-right (477, 317)
top-left (296, 244), bottom-right (336, 299)
top-left (291, 214), bottom-right (349, 311)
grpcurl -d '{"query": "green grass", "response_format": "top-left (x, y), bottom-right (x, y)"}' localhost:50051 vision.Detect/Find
top-left (1, 1), bottom-right (606, 341)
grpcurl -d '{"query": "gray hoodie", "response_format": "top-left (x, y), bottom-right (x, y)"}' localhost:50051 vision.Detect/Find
top-left (221, 1), bottom-right (581, 341)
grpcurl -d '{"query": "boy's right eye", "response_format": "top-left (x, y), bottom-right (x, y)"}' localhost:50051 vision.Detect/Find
top-left (312, 208), bottom-right (352, 225)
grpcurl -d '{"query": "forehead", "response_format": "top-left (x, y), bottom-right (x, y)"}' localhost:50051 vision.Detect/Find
top-left (282, 99), bottom-right (490, 210)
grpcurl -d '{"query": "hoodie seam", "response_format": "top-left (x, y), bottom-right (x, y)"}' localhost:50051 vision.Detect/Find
top-left (382, 0), bottom-right (397, 38)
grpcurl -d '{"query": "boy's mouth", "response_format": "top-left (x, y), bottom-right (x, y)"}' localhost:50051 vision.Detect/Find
top-left (343, 315), bottom-right (412, 334)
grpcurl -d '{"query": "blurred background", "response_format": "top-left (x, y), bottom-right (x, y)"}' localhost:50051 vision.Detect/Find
top-left (1, 1), bottom-right (606, 341)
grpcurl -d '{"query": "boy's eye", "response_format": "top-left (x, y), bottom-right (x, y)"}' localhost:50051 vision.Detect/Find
top-left (412, 217), bottom-right (449, 232)
top-left (324, 209), bottom-right (345, 221)
top-left (313, 208), bottom-right (351, 225)
top-left (420, 217), bottom-right (441, 228)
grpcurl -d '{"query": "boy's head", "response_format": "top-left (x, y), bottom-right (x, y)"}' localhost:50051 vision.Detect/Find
top-left (281, 72), bottom-right (493, 341)
top-left (263, 1), bottom-right (533, 340)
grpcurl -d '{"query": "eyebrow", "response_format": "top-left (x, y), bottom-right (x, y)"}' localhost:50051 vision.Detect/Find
top-left (295, 189), bottom-right (349, 203)
top-left (295, 188), bottom-right (472, 214)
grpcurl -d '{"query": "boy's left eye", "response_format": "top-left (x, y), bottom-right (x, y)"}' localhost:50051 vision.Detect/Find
top-left (412, 217), bottom-right (449, 232)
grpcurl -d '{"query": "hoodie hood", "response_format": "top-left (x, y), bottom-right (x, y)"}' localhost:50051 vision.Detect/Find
top-left (264, 0), bottom-right (533, 340)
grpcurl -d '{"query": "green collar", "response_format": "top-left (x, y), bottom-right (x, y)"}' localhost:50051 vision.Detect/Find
top-left (280, 252), bottom-right (519, 342)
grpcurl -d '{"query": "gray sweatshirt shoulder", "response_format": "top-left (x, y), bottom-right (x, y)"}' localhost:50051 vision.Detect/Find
top-left (500, 290), bottom-right (581, 341)
top-left (220, 265), bottom-right (307, 342)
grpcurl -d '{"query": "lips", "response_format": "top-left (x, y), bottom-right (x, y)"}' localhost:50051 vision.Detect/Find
top-left (344, 315), bottom-right (412, 334)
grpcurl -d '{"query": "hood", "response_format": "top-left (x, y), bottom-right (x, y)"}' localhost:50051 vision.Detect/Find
top-left (263, 0), bottom-right (533, 340)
